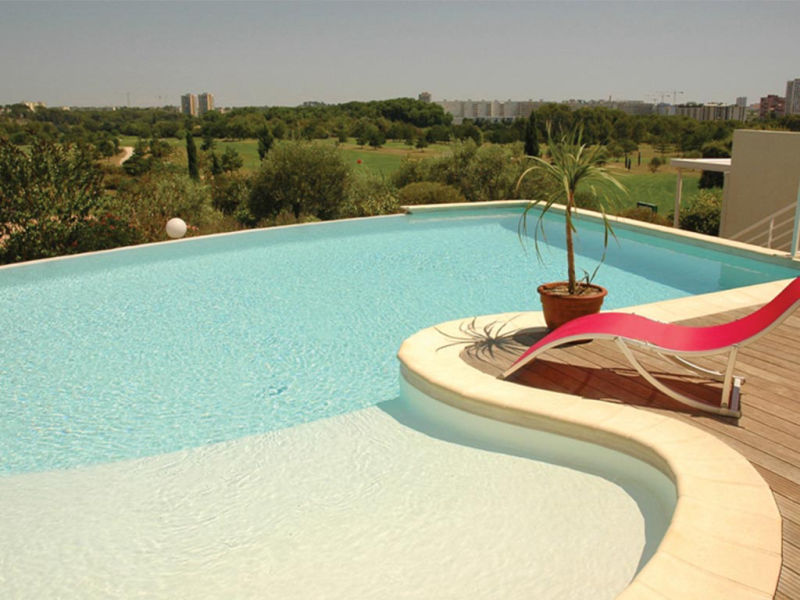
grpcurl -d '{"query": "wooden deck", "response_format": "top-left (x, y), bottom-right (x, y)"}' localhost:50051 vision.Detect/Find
top-left (460, 306), bottom-right (800, 599)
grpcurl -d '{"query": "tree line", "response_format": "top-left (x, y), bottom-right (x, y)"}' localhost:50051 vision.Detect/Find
top-left (3, 97), bottom-right (800, 156)
top-left (5, 95), bottom-right (797, 264)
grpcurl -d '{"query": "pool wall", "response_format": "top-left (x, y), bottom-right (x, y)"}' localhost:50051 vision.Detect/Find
top-left (403, 200), bottom-right (800, 268)
top-left (3, 198), bottom-right (797, 276)
top-left (397, 280), bottom-right (785, 599)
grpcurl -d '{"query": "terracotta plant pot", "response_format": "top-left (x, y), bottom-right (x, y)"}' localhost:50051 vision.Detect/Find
top-left (537, 281), bottom-right (608, 330)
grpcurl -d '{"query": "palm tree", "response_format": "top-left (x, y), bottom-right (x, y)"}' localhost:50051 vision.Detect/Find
top-left (517, 125), bottom-right (626, 295)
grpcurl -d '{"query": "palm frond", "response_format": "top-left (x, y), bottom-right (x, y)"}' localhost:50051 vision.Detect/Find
top-left (516, 122), bottom-right (628, 287)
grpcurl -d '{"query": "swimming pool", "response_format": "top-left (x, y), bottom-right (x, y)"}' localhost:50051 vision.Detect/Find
top-left (1, 205), bottom-right (797, 475)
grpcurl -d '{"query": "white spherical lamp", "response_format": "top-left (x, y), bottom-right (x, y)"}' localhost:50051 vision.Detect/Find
top-left (166, 218), bottom-right (187, 239)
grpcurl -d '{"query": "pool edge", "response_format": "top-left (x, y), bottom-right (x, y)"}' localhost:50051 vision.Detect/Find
top-left (397, 280), bottom-right (786, 599)
top-left (403, 200), bottom-right (800, 267)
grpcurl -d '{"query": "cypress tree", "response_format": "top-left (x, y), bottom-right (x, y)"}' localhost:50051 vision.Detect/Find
top-left (210, 151), bottom-right (222, 175)
top-left (524, 111), bottom-right (540, 157)
top-left (186, 132), bottom-right (199, 180)
top-left (257, 127), bottom-right (274, 160)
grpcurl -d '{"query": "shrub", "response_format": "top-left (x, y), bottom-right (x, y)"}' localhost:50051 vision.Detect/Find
top-left (698, 140), bottom-right (730, 189)
top-left (398, 182), bottom-right (465, 205)
top-left (0, 138), bottom-right (109, 264)
top-left (426, 140), bottom-right (479, 192)
top-left (648, 156), bottom-right (662, 173)
top-left (392, 156), bottom-right (434, 189)
top-left (70, 213), bottom-right (142, 253)
top-left (395, 140), bottom-right (530, 202)
top-left (679, 189), bottom-right (721, 236)
top-left (619, 206), bottom-right (672, 227)
top-left (573, 189), bottom-right (603, 212)
top-left (461, 144), bottom-right (521, 201)
top-left (249, 141), bottom-right (350, 221)
top-left (271, 209), bottom-right (320, 227)
top-left (211, 172), bottom-right (252, 215)
top-left (113, 173), bottom-right (219, 242)
top-left (220, 146), bottom-right (244, 173)
top-left (338, 171), bottom-right (399, 218)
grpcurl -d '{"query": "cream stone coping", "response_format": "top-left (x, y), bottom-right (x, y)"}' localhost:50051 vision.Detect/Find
top-left (397, 279), bottom-right (790, 599)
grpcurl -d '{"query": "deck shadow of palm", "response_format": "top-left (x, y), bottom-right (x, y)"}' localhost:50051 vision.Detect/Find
top-left (434, 317), bottom-right (547, 377)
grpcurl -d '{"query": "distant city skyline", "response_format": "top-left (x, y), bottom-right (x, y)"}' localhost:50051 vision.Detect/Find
top-left (1, 1), bottom-right (798, 109)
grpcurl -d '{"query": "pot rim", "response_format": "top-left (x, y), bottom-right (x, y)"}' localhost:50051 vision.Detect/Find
top-left (537, 281), bottom-right (608, 298)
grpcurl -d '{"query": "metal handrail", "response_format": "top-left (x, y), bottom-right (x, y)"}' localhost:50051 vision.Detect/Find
top-left (730, 202), bottom-right (796, 241)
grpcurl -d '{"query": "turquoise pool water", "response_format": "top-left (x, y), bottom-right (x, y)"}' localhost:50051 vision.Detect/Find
top-left (1, 207), bottom-right (797, 475)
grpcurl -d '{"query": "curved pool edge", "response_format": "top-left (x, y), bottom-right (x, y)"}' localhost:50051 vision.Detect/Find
top-left (397, 281), bottom-right (787, 599)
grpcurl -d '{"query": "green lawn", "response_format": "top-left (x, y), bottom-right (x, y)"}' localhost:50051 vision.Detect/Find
top-left (613, 171), bottom-right (700, 215)
top-left (118, 136), bottom-right (261, 171)
top-left (114, 136), bottom-right (701, 216)
top-left (339, 148), bottom-right (405, 176)
top-left (117, 136), bottom-right (449, 176)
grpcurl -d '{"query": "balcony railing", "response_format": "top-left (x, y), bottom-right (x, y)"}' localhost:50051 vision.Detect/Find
top-left (729, 202), bottom-right (798, 256)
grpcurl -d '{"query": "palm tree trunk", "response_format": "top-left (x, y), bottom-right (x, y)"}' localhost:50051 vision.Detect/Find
top-left (566, 192), bottom-right (576, 295)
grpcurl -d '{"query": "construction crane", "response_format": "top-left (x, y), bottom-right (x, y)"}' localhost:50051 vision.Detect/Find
top-left (654, 90), bottom-right (685, 105)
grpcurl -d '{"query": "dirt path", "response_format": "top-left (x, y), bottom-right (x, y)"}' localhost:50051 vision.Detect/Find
top-left (115, 146), bottom-right (134, 165)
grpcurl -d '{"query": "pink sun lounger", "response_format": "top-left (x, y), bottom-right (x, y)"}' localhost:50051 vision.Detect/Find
top-left (502, 278), bottom-right (800, 418)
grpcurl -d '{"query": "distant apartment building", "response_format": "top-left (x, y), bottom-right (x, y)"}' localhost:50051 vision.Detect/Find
top-left (437, 99), bottom-right (539, 123)
top-left (760, 94), bottom-right (786, 119)
top-left (785, 79), bottom-right (800, 115)
top-left (418, 91), bottom-right (431, 103)
top-left (606, 100), bottom-right (654, 116)
top-left (736, 96), bottom-right (748, 108)
top-left (198, 92), bottom-right (214, 115)
top-left (674, 102), bottom-right (746, 122)
top-left (437, 97), bottom-right (659, 123)
top-left (181, 93), bottom-right (197, 117)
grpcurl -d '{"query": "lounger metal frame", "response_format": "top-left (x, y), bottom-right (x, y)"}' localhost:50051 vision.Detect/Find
top-left (501, 278), bottom-right (800, 419)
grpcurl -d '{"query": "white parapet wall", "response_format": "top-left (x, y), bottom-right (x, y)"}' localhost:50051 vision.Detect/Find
top-left (721, 129), bottom-right (800, 251)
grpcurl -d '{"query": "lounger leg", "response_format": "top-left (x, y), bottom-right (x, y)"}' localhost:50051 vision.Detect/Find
top-left (720, 347), bottom-right (739, 409)
top-left (615, 339), bottom-right (742, 418)
top-left (661, 353), bottom-right (726, 382)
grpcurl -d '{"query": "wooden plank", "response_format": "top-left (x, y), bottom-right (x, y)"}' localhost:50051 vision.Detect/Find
top-left (775, 494), bottom-right (800, 526)
top-left (783, 539), bottom-right (800, 572)
top-left (756, 468), bottom-right (800, 502)
top-left (777, 564), bottom-right (800, 599)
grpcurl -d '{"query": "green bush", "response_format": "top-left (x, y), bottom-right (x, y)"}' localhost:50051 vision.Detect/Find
top-left (113, 173), bottom-right (219, 242)
top-left (211, 172), bottom-right (252, 215)
top-left (70, 213), bottom-right (142, 252)
top-left (393, 141), bottom-right (533, 202)
top-left (0, 138), bottom-right (110, 264)
top-left (426, 140), bottom-right (479, 193)
top-left (338, 171), bottom-right (399, 218)
top-left (270, 209), bottom-right (320, 227)
top-left (679, 189), bottom-right (721, 236)
top-left (648, 156), bottom-right (662, 173)
top-left (698, 140), bottom-right (730, 189)
top-left (573, 189), bottom-right (603, 212)
top-left (249, 141), bottom-right (350, 221)
top-left (392, 156), bottom-right (434, 189)
top-left (461, 144), bottom-right (522, 201)
top-left (398, 182), bottom-right (465, 205)
top-left (619, 206), bottom-right (672, 227)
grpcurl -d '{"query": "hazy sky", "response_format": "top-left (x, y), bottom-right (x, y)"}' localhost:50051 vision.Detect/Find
top-left (2, 1), bottom-right (798, 108)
